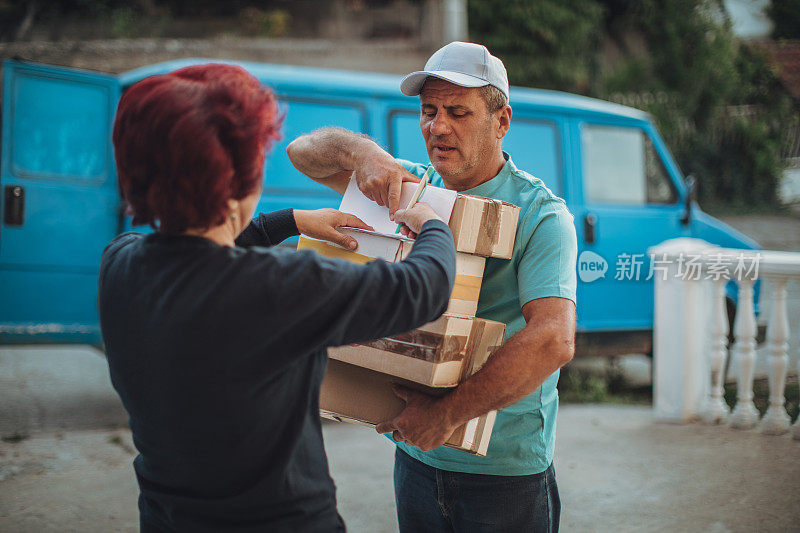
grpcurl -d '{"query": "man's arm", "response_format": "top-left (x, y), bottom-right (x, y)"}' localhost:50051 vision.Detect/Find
top-left (286, 127), bottom-right (419, 215)
top-left (376, 296), bottom-right (576, 450)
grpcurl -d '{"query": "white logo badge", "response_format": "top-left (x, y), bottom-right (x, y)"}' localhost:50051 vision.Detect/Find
top-left (578, 251), bottom-right (608, 283)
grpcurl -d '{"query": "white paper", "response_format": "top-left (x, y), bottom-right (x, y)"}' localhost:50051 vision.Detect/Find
top-left (338, 176), bottom-right (457, 235)
top-left (339, 227), bottom-right (410, 260)
top-left (342, 227), bottom-right (413, 242)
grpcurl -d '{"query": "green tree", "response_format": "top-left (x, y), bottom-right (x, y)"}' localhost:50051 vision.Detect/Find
top-left (469, 0), bottom-right (606, 94)
top-left (469, 0), bottom-right (795, 207)
top-left (600, 0), bottom-right (792, 207)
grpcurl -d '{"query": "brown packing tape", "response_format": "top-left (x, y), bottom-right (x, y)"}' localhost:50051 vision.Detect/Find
top-left (360, 330), bottom-right (468, 363)
top-left (447, 196), bottom-right (467, 252)
top-left (459, 319), bottom-right (486, 382)
top-left (357, 314), bottom-right (500, 368)
top-left (359, 338), bottom-right (438, 362)
top-left (328, 344), bottom-right (464, 387)
top-left (451, 274), bottom-right (482, 302)
top-left (450, 194), bottom-right (521, 259)
top-left (297, 236), bottom-right (373, 264)
top-left (475, 198), bottom-right (503, 256)
top-left (455, 322), bottom-right (504, 451)
top-left (468, 413), bottom-right (490, 452)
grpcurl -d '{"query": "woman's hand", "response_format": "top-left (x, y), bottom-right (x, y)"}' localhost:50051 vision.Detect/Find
top-left (393, 203), bottom-right (442, 239)
top-left (294, 209), bottom-right (374, 250)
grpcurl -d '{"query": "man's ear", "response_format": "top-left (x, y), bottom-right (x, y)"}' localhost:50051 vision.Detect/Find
top-left (496, 105), bottom-right (512, 139)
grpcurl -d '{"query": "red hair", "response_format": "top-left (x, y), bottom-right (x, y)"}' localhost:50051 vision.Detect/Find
top-left (113, 64), bottom-right (281, 233)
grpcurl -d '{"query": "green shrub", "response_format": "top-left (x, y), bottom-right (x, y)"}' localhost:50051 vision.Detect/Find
top-left (469, 0), bottom-right (799, 209)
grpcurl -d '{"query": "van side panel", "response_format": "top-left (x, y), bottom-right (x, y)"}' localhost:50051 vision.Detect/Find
top-left (256, 90), bottom-right (371, 222)
top-left (0, 61), bottom-right (120, 344)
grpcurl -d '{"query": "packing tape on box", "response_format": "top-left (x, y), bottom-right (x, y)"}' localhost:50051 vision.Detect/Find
top-left (297, 237), bottom-right (373, 264)
top-left (475, 198), bottom-right (503, 257)
top-left (353, 318), bottom-right (501, 379)
top-left (360, 329), bottom-right (468, 363)
top-left (459, 319), bottom-right (485, 381)
top-left (452, 273), bottom-right (482, 302)
top-left (459, 320), bottom-right (503, 382)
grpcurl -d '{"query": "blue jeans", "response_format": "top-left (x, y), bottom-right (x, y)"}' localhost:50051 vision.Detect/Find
top-left (393, 448), bottom-right (560, 533)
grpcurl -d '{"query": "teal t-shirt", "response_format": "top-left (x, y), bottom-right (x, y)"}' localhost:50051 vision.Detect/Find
top-left (395, 153), bottom-right (578, 476)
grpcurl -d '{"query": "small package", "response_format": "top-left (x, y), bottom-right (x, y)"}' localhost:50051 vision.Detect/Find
top-left (336, 177), bottom-right (520, 259)
top-left (328, 314), bottom-right (506, 388)
top-left (297, 228), bottom-right (486, 317)
top-left (320, 359), bottom-right (497, 456)
top-left (449, 194), bottom-right (520, 259)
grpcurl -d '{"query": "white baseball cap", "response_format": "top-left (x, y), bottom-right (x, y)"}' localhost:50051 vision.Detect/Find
top-left (400, 41), bottom-right (509, 100)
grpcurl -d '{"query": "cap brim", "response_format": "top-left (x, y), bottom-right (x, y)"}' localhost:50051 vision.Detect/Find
top-left (400, 70), bottom-right (490, 96)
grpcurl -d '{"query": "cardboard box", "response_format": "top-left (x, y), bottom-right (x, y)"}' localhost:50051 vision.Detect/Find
top-left (328, 315), bottom-right (506, 388)
top-left (337, 177), bottom-right (519, 259)
top-left (450, 194), bottom-right (520, 259)
top-left (320, 359), bottom-right (497, 456)
top-left (297, 228), bottom-right (486, 317)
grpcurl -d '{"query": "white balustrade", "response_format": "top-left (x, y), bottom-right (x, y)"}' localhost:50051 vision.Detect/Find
top-left (702, 278), bottom-right (730, 424)
top-left (761, 276), bottom-right (791, 434)
top-left (650, 240), bottom-right (800, 439)
top-left (730, 278), bottom-right (759, 429)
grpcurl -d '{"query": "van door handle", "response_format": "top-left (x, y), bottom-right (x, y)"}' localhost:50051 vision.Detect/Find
top-left (4, 185), bottom-right (25, 226)
top-left (583, 213), bottom-right (597, 244)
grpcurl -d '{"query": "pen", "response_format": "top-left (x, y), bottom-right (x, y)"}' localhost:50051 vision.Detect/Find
top-left (395, 165), bottom-right (433, 234)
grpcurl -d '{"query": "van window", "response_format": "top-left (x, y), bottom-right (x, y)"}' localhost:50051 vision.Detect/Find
top-left (265, 98), bottom-right (366, 193)
top-left (11, 75), bottom-right (111, 182)
top-left (390, 111), bottom-right (427, 163)
top-left (389, 111), bottom-right (562, 195)
top-left (582, 124), bottom-right (676, 205)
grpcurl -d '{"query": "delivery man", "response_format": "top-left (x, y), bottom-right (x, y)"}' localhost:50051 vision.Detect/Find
top-left (287, 41), bottom-right (577, 533)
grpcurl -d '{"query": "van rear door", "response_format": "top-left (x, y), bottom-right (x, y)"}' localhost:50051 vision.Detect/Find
top-left (0, 60), bottom-right (121, 344)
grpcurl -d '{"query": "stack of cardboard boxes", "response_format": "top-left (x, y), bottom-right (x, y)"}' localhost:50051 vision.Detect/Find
top-left (298, 181), bottom-right (520, 456)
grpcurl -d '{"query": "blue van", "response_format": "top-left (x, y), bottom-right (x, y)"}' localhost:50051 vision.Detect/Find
top-left (0, 58), bottom-right (759, 353)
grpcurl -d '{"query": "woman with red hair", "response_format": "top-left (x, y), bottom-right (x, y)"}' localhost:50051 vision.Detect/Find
top-left (98, 64), bottom-right (456, 532)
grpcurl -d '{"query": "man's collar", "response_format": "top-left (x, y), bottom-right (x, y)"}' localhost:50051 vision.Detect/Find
top-left (460, 151), bottom-right (513, 197)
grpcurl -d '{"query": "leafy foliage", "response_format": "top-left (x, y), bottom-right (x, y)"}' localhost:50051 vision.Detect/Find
top-left (600, 1), bottom-right (793, 207)
top-left (469, 0), bottom-right (606, 94)
top-left (470, 0), bottom-right (798, 208)
top-left (0, 0), bottom-right (295, 41)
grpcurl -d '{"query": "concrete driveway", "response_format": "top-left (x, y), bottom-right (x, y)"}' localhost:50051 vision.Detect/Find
top-left (2, 346), bottom-right (799, 532)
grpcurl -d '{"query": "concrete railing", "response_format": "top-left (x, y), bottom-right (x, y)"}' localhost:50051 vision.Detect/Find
top-left (650, 238), bottom-right (800, 439)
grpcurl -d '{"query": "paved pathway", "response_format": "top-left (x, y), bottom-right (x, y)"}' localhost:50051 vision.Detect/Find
top-left (1, 347), bottom-right (799, 532)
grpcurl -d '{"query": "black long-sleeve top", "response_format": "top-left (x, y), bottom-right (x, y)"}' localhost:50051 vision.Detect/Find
top-left (97, 209), bottom-right (455, 532)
